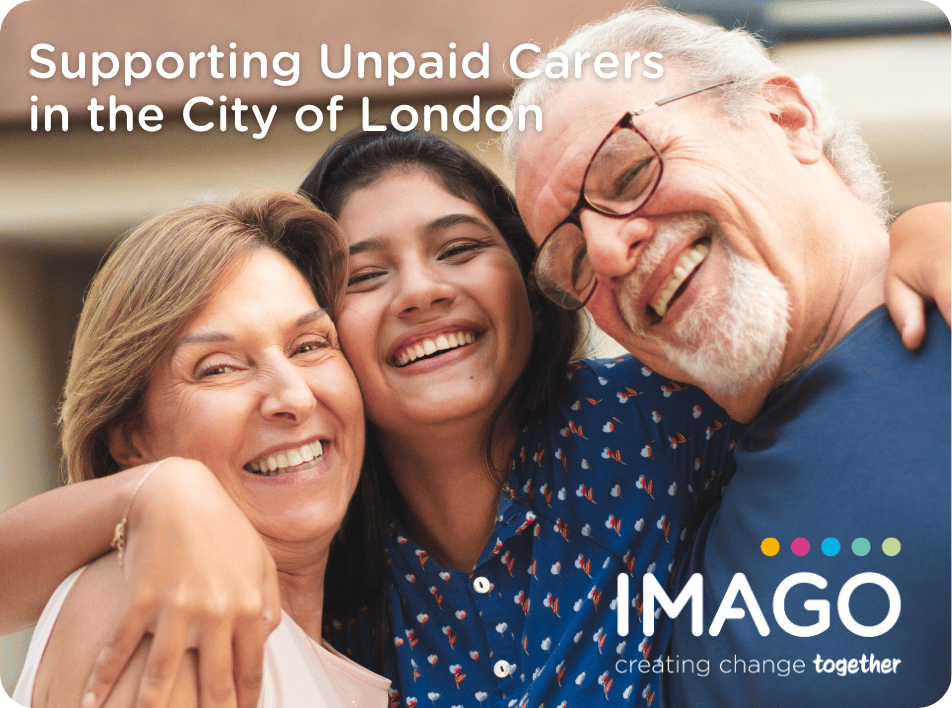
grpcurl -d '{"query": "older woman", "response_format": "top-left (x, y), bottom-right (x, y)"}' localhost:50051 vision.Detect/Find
top-left (11, 191), bottom-right (389, 708)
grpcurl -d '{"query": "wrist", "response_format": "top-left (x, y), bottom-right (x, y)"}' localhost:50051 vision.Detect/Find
top-left (113, 458), bottom-right (182, 564)
top-left (127, 458), bottom-right (228, 533)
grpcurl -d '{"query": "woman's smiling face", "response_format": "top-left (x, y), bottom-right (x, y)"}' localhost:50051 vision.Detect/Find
top-left (336, 169), bottom-right (534, 436)
top-left (125, 248), bottom-right (365, 549)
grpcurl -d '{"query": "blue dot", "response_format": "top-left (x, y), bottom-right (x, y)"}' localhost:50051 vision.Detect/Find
top-left (821, 538), bottom-right (840, 556)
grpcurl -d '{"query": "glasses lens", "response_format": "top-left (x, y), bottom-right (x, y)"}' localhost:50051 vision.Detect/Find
top-left (534, 221), bottom-right (596, 311)
top-left (583, 127), bottom-right (661, 215)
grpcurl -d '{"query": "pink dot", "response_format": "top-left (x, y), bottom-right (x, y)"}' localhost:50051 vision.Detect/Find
top-left (791, 538), bottom-right (810, 556)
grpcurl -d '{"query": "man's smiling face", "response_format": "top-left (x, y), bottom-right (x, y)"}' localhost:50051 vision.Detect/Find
top-left (515, 71), bottom-right (831, 417)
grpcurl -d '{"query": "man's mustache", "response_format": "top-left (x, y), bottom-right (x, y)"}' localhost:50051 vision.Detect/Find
top-left (620, 212), bottom-right (720, 335)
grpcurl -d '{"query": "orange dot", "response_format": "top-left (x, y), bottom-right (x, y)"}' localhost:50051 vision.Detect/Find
top-left (761, 538), bottom-right (780, 556)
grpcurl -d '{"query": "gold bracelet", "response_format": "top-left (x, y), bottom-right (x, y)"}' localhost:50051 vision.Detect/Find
top-left (111, 457), bottom-right (181, 566)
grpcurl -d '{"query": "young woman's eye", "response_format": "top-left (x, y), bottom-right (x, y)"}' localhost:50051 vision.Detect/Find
top-left (441, 241), bottom-right (484, 260)
top-left (346, 269), bottom-right (384, 289)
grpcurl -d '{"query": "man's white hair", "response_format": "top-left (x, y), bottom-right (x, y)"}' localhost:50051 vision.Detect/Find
top-left (504, 6), bottom-right (890, 226)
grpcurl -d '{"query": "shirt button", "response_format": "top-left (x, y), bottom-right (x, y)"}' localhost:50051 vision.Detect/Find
top-left (473, 576), bottom-right (492, 594)
top-left (493, 659), bottom-right (512, 678)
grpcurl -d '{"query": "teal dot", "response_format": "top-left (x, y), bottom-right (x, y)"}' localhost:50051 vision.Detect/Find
top-left (852, 538), bottom-right (871, 556)
top-left (821, 538), bottom-right (840, 556)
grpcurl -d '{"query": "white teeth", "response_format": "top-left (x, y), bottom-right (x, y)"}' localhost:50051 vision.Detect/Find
top-left (650, 242), bottom-right (711, 318)
top-left (249, 441), bottom-right (325, 476)
top-left (395, 331), bottom-right (477, 367)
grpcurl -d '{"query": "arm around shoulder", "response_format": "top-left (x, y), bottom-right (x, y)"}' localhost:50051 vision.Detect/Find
top-left (0, 468), bottom-right (142, 634)
top-left (31, 554), bottom-right (199, 708)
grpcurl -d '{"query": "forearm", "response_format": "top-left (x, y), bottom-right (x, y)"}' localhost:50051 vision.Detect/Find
top-left (3, 458), bottom-right (277, 708)
top-left (0, 467), bottom-right (142, 634)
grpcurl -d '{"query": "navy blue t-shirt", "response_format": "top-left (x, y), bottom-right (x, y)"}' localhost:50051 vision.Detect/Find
top-left (664, 307), bottom-right (951, 708)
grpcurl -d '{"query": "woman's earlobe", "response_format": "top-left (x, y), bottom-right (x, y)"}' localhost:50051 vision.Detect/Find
top-left (106, 418), bottom-right (150, 470)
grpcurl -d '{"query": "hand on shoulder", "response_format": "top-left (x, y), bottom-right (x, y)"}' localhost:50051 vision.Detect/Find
top-left (33, 554), bottom-right (199, 708)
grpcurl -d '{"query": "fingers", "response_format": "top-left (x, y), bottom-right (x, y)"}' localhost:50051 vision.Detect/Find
top-left (232, 621), bottom-right (267, 708)
top-left (937, 278), bottom-right (951, 327)
top-left (82, 607), bottom-right (154, 708)
top-left (131, 613), bottom-right (189, 708)
top-left (885, 276), bottom-right (926, 351)
top-left (198, 627), bottom-right (239, 708)
top-left (261, 557), bottom-right (281, 635)
top-left (233, 555), bottom-right (279, 708)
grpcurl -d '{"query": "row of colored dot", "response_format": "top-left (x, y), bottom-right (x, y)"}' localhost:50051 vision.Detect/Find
top-left (761, 537), bottom-right (900, 557)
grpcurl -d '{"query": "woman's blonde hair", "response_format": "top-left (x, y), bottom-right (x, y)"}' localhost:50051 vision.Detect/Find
top-left (60, 189), bottom-right (346, 482)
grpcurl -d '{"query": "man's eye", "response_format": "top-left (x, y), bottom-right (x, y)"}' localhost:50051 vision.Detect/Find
top-left (614, 159), bottom-right (651, 198)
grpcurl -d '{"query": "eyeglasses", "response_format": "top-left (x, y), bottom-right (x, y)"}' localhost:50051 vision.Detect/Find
top-left (530, 79), bottom-right (735, 311)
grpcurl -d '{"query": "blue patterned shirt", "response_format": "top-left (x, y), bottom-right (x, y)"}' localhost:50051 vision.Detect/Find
top-left (327, 356), bottom-right (738, 708)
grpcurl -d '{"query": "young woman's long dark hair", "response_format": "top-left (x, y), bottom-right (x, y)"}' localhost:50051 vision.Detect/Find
top-left (306, 128), bottom-right (582, 671)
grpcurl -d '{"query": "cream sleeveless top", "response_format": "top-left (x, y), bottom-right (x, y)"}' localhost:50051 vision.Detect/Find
top-left (14, 566), bottom-right (389, 708)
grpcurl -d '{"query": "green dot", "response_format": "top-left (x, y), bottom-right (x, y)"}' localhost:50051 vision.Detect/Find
top-left (852, 538), bottom-right (871, 556)
top-left (882, 538), bottom-right (901, 556)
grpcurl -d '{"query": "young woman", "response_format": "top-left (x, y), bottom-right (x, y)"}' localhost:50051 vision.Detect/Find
top-left (0, 130), bottom-right (947, 708)
top-left (307, 130), bottom-right (740, 708)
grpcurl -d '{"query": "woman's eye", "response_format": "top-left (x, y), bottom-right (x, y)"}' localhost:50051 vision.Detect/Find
top-left (441, 242), bottom-right (484, 260)
top-left (293, 331), bottom-right (339, 356)
top-left (347, 269), bottom-right (384, 289)
top-left (294, 339), bottom-right (329, 355)
top-left (196, 363), bottom-right (237, 378)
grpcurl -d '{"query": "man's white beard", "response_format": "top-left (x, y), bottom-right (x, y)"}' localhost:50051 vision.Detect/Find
top-left (621, 215), bottom-right (791, 397)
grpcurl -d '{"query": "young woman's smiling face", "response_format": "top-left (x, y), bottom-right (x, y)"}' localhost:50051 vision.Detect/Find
top-left (336, 169), bottom-right (534, 437)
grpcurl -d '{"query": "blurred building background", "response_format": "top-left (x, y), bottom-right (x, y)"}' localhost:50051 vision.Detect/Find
top-left (0, 0), bottom-right (949, 691)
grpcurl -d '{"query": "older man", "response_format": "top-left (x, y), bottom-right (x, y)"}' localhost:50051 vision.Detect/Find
top-left (506, 7), bottom-right (950, 708)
